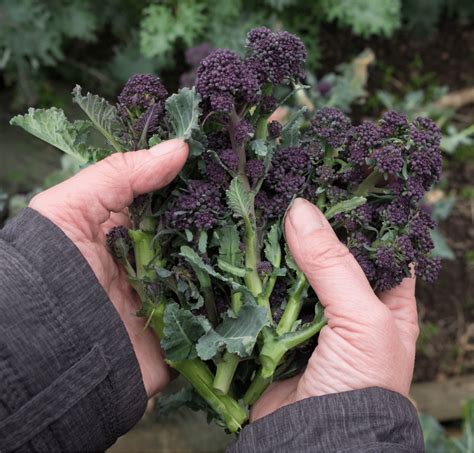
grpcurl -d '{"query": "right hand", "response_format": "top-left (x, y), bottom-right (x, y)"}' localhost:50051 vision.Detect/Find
top-left (251, 198), bottom-right (419, 421)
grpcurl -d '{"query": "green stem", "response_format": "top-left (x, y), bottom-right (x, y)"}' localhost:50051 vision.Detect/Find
top-left (276, 271), bottom-right (308, 335)
top-left (260, 311), bottom-right (326, 379)
top-left (128, 229), bottom-right (156, 280)
top-left (243, 370), bottom-right (271, 406)
top-left (213, 292), bottom-right (242, 394)
top-left (354, 170), bottom-right (382, 197)
top-left (213, 352), bottom-right (240, 395)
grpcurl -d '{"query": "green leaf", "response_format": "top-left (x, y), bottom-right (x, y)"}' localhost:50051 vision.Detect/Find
top-left (72, 85), bottom-right (123, 152)
top-left (216, 225), bottom-right (242, 267)
top-left (196, 304), bottom-right (268, 360)
top-left (280, 107), bottom-right (307, 148)
top-left (165, 87), bottom-right (202, 140)
top-left (161, 303), bottom-right (210, 361)
top-left (156, 387), bottom-right (207, 417)
top-left (264, 223), bottom-right (282, 267)
top-left (140, 2), bottom-right (206, 59)
top-left (431, 229), bottom-right (455, 260)
top-left (285, 245), bottom-right (299, 272)
top-left (321, 0), bottom-right (401, 38)
top-left (249, 139), bottom-right (268, 157)
top-left (149, 134), bottom-right (161, 147)
top-left (10, 107), bottom-right (91, 164)
top-left (226, 177), bottom-right (252, 219)
top-left (419, 413), bottom-right (449, 452)
top-left (324, 196), bottom-right (367, 220)
top-left (180, 245), bottom-right (254, 300)
top-left (198, 231), bottom-right (208, 255)
top-left (217, 259), bottom-right (247, 278)
top-left (453, 398), bottom-right (474, 452)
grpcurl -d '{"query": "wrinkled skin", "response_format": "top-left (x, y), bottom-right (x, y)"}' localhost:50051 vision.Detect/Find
top-left (29, 139), bottom-right (188, 397)
top-left (251, 198), bottom-right (419, 421)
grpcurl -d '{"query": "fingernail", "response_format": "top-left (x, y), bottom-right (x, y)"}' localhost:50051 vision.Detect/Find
top-left (288, 198), bottom-right (325, 236)
top-left (149, 138), bottom-right (186, 156)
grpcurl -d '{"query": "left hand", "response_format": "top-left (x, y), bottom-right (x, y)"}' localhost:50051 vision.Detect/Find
top-left (29, 139), bottom-right (188, 397)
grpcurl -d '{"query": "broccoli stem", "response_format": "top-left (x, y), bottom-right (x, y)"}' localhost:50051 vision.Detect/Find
top-left (128, 229), bottom-right (157, 280)
top-left (213, 292), bottom-right (242, 394)
top-left (354, 170), bottom-right (382, 197)
top-left (213, 351), bottom-right (241, 395)
top-left (259, 311), bottom-right (326, 379)
top-left (255, 85), bottom-right (273, 141)
top-left (243, 370), bottom-right (271, 406)
top-left (276, 271), bottom-right (308, 335)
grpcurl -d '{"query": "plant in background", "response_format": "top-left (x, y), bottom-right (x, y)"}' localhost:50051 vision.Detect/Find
top-left (10, 27), bottom-right (442, 433)
top-left (420, 398), bottom-right (474, 452)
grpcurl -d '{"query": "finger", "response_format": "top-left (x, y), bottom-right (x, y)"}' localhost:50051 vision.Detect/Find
top-left (285, 198), bottom-right (383, 323)
top-left (378, 272), bottom-right (418, 340)
top-left (30, 138), bottom-right (188, 226)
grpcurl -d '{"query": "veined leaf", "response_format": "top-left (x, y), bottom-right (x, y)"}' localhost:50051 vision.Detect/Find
top-left (226, 177), bottom-right (252, 219)
top-left (196, 304), bottom-right (267, 360)
top-left (180, 245), bottom-right (254, 300)
top-left (264, 222), bottom-right (281, 267)
top-left (161, 303), bottom-right (210, 361)
top-left (324, 196), bottom-right (367, 220)
top-left (165, 87), bottom-right (202, 140)
top-left (249, 139), bottom-right (268, 157)
top-left (216, 225), bottom-right (242, 267)
top-left (280, 107), bottom-right (307, 148)
top-left (72, 85), bottom-right (123, 152)
top-left (10, 107), bottom-right (90, 164)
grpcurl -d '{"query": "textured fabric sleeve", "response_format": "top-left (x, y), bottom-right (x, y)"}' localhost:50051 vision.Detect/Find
top-left (228, 387), bottom-right (424, 453)
top-left (0, 208), bottom-right (148, 452)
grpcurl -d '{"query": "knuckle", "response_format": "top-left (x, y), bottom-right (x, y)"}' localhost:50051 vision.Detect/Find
top-left (302, 232), bottom-right (350, 270)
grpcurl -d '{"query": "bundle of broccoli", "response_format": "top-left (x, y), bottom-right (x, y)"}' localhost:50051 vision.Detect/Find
top-left (11, 27), bottom-right (442, 432)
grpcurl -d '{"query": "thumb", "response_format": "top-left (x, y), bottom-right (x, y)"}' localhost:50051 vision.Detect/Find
top-left (30, 139), bottom-right (188, 225)
top-left (284, 198), bottom-right (382, 323)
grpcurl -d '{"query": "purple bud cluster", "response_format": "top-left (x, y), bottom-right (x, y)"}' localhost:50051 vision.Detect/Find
top-left (268, 120), bottom-right (282, 139)
top-left (246, 27), bottom-right (306, 84)
top-left (117, 74), bottom-right (168, 115)
top-left (310, 107), bottom-right (351, 148)
top-left (234, 120), bottom-right (254, 145)
top-left (256, 147), bottom-right (311, 217)
top-left (196, 49), bottom-right (260, 113)
top-left (166, 180), bottom-right (224, 231)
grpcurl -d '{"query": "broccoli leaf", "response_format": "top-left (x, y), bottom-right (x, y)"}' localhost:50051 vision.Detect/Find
top-left (249, 139), bottom-right (268, 157)
top-left (180, 245), bottom-right (254, 300)
top-left (226, 177), bottom-right (252, 219)
top-left (216, 225), bottom-right (242, 267)
top-left (264, 222), bottom-right (282, 267)
top-left (156, 387), bottom-right (208, 417)
top-left (165, 87), bottom-right (202, 140)
top-left (324, 196), bottom-right (367, 220)
top-left (10, 107), bottom-right (92, 164)
top-left (280, 107), bottom-right (307, 148)
top-left (431, 230), bottom-right (455, 260)
top-left (72, 85), bottom-right (123, 152)
top-left (196, 304), bottom-right (267, 360)
top-left (161, 303), bottom-right (211, 361)
top-left (217, 259), bottom-right (247, 278)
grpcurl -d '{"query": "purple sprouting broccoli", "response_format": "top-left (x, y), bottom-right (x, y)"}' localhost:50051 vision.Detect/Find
top-left (310, 107), bottom-right (351, 148)
top-left (219, 149), bottom-right (239, 171)
top-left (268, 120), bottom-right (282, 139)
top-left (260, 95), bottom-right (278, 114)
top-left (245, 159), bottom-right (265, 185)
top-left (246, 27), bottom-right (306, 84)
top-left (118, 73), bottom-right (168, 115)
top-left (196, 49), bottom-right (260, 113)
top-left (166, 180), bottom-right (224, 230)
top-left (257, 260), bottom-right (273, 277)
top-left (234, 120), bottom-right (254, 145)
top-left (372, 144), bottom-right (404, 175)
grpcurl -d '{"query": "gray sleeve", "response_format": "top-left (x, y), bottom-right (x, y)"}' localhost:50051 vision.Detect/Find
top-left (0, 208), bottom-right (148, 452)
top-left (228, 388), bottom-right (424, 452)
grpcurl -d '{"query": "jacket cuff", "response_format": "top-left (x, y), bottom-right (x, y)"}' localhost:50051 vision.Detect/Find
top-left (0, 208), bottom-right (147, 451)
top-left (228, 387), bottom-right (423, 452)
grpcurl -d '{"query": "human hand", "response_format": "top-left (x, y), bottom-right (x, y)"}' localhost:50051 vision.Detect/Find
top-left (251, 198), bottom-right (419, 421)
top-left (29, 139), bottom-right (188, 398)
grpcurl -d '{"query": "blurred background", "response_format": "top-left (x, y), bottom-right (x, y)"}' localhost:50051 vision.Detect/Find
top-left (1, 0), bottom-right (473, 451)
